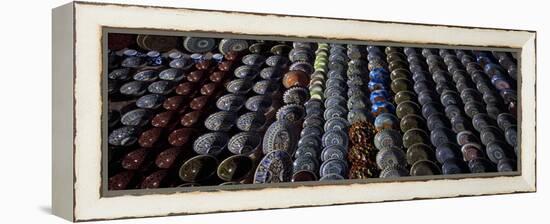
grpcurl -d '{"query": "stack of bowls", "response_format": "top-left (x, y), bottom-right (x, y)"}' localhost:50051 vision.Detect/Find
top-left (317, 43), bottom-right (351, 181)
top-left (292, 43), bottom-right (330, 182)
top-left (255, 42), bottom-right (314, 183)
top-left (216, 45), bottom-right (283, 184)
top-left (181, 50), bottom-right (246, 185)
top-left (389, 47), bottom-right (441, 176)
top-left (436, 49), bottom-right (495, 173)
top-left (402, 47), bottom-right (450, 175)
top-left (366, 46), bottom-right (408, 178)
top-left (455, 50), bottom-right (517, 172)
top-left (493, 51), bottom-right (518, 81)
top-left (412, 48), bottom-right (470, 174)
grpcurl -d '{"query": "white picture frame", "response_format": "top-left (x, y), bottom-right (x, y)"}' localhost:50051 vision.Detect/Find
top-left (52, 1), bottom-right (536, 221)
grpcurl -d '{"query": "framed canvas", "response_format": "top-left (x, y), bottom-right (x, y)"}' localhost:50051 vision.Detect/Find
top-left (52, 1), bottom-right (536, 222)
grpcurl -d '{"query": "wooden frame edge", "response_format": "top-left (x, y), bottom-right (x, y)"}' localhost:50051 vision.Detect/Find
top-left (52, 2), bottom-right (76, 222)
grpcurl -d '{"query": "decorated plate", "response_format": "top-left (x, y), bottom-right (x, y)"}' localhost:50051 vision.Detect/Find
top-left (262, 120), bottom-right (298, 154)
top-left (376, 147), bottom-right (407, 170)
top-left (219, 38), bottom-right (249, 55)
top-left (183, 37), bottom-right (216, 53)
top-left (253, 150), bottom-right (293, 183)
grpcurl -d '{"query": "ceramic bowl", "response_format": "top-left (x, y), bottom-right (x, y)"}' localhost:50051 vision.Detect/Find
top-left (319, 158), bottom-right (348, 178)
top-left (371, 101), bottom-right (396, 117)
top-left (148, 80), bottom-right (175, 95)
top-left (321, 129), bottom-right (349, 149)
top-left (460, 143), bottom-right (484, 161)
top-left (216, 94), bottom-right (245, 112)
top-left (374, 129), bottom-right (403, 150)
top-left (179, 155), bottom-right (219, 183)
top-left (236, 112), bottom-right (266, 132)
top-left (234, 65), bottom-right (259, 79)
top-left (486, 141), bottom-right (510, 163)
top-left (321, 145), bottom-right (347, 162)
top-left (323, 105), bottom-right (348, 121)
top-left (283, 87), bottom-right (309, 105)
top-left (402, 128), bottom-right (429, 148)
top-left (252, 80), bottom-right (279, 95)
top-left (226, 79), bottom-right (253, 94)
top-left (120, 108), bottom-right (152, 126)
top-left (300, 126), bottom-right (323, 138)
top-left (456, 130), bottom-right (480, 146)
top-left (108, 126), bottom-right (140, 146)
top-left (276, 104), bottom-right (306, 122)
top-left (265, 55), bottom-right (289, 68)
top-left (324, 117), bottom-right (350, 132)
top-left (400, 114), bottom-right (426, 133)
top-left (183, 37), bottom-right (216, 53)
top-left (193, 132), bottom-right (230, 156)
top-left (136, 94), bottom-right (165, 109)
top-left (497, 159), bottom-right (516, 172)
top-left (379, 165), bottom-right (409, 178)
top-left (319, 173), bottom-right (345, 181)
top-left (121, 56), bottom-right (144, 68)
top-left (241, 53), bottom-right (266, 67)
top-left (289, 49), bottom-right (314, 63)
top-left (468, 158), bottom-right (493, 173)
top-left (120, 81), bottom-right (147, 96)
top-left (390, 78), bottom-right (412, 93)
top-left (282, 70), bottom-right (309, 88)
top-left (291, 170), bottom-right (318, 182)
top-left (270, 44), bottom-right (292, 56)
top-left (289, 61), bottom-right (314, 74)
top-left (204, 111), bottom-right (237, 132)
top-left (138, 127), bottom-right (162, 148)
top-left (217, 155), bottom-right (254, 182)
top-left (245, 95), bottom-right (272, 112)
top-left (325, 95), bottom-right (347, 109)
top-left (497, 113), bottom-right (517, 130)
top-left (228, 132), bottom-right (262, 155)
top-left (347, 95), bottom-right (369, 110)
top-left (219, 39), bottom-right (249, 55)
top-left (396, 101), bottom-right (421, 119)
top-left (410, 160), bottom-right (442, 176)
top-left (133, 69), bottom-right (159, 82)
top-left (370, 89), bottom-right (391, 103)
top-left (435, 142), bottom-right (460, 164)
top-left (376, 147), bottom-right (407, 170)
top-left (374, 113), bottom-right (399, 131)
top-left (260, 66), bottom-right (284, 80)
top-left (324, 86), bottom-right (346, 98)
top-left (169, 58), bottom-right (193, 70)
top-left (292, 156), bottom-right (318, 173)
top-left (108, 67), bottom-right (131, 80)
top-left (294, 145), bottom-right (318, 159)
top-left (297, 133), bottom-right (322, 149)
top-left (158, 68), bottom-right (184, 82)
top-left (406, 143), bottom-right (434, 165)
